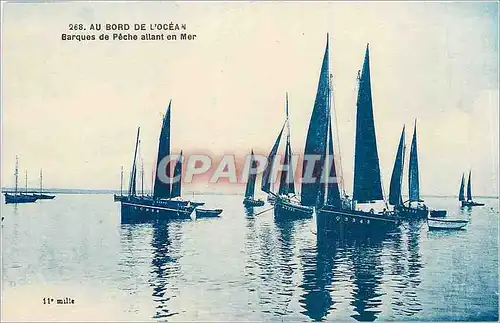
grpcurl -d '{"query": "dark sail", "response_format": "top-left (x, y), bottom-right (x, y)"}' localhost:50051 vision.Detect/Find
top-left (459, 173), bottom-right (465, 201)
top-left (408, 120), bottom-right (420, 202)
top-left (278, 94), bottom-right (295, 196)
top-left (326, 116), bottom-right (341, 207)
top-left (128, 127), bottom-right (140, 196)
top-left (170, 151), bottom-right (183, 198)
top-left (278, 136), bottom-right (295, 195)
top-left (153, 102), bottom-right (172, 199)
top-left (301, 35), bottom-right (330, 206)
top-left (353, 44), bottom-right (383, 203)
top-left (466, 170), bottom-right (472, 201)
top-left (388, 126), bottom-right (406, 206)
top-left (261, 122), bottom-right (286, 194)
top-left (245, 150), bottom-right (258, 198)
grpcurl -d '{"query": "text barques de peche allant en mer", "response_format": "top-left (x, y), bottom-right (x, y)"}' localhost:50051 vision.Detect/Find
top-left (61, 23), bottom-right (197, 42)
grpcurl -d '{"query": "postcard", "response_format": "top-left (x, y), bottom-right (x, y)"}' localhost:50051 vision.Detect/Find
top-left (1, 1), bottom-right (498, 322)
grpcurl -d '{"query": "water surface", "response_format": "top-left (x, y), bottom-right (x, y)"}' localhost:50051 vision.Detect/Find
top-left (1, 194), bottom-right (498, 321)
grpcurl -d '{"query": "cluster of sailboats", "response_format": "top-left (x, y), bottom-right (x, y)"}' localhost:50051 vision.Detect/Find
top-left (113, 34), bottom-right (484, 236)
top-left (114, 103), bottom-right (223, 223)
top-left (3, 155), bottom-right (55, 205)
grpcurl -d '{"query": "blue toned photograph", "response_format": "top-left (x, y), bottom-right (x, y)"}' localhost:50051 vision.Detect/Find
top-left (1, 1), bottom-right (498, 321)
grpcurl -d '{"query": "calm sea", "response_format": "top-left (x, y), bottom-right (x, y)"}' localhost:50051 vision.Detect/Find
top-left (1, 194), bottom-right (498, 321)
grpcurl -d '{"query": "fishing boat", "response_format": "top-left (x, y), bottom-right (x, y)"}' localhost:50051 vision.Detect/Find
top-left (114, 166), bottom-right (126, 202)
top-left (394, 121), bottom-right (429, 219)
top-left (315, 37), bottom-right (400, 238)
top-left (430, 209), bottom-right (447, 217)
top-left (195, 208), bottom-right (223, 218)
top-left (4, 156), bottom-right (38, 204)
top-left (427, 217), bottom-right (468, 230)
top-left (460, 171), bottom-right (485, 207)
top-left (261, 121), bottom-right (285, 205)
top-left (33, 169), bottom-right (55, 200)
top-left (262, 93), bottom-right (313, 220)
top-left (243, 150), bottom-right (265, 207)
top-left (120, 102), bottom-right (200, 223)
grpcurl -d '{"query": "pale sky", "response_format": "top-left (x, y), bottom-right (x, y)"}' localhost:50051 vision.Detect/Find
top-left (2, 1), bottom-right (498, 196)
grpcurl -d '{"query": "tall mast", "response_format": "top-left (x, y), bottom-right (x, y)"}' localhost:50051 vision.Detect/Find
top-left (137, 138), bottom-right (144, 196)
top-left (141, 157), bottom-right (145, 196)
top-left (128, 127), bottom-right (140, 196)
top-left (25, 170), bottom-right (28, 193)
top-left (286, 92), bottom-right (290, 143)
top-left (14, 155), bottom-right (19, 195)
top-left (40, 169), bottom-right (43, 194)
top-left (120, 166), bottom-right (124, 196)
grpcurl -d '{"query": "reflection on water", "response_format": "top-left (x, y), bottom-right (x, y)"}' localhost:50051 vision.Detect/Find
top-left (149, 221), bottom-right (182, 319)
top-left (299, 238), bottom-right (337, 321)
top-left (2, 195), bottom-right (496, 321)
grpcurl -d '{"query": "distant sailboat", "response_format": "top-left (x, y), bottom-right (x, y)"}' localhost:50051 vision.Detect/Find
top-left (261, 122), bottom-right (285, 205)
top-left (4, 156), bottom-right (38, 204)
top-left (243, 150), bottom-right (265, 207)
top-left (264, 93), bottom-right (314, 219)
top-left (388, 126), bottom-right (406, 208)
top-left (113, 166), bottom-right (125, 201)
top-left (460, 170), bottom-right (484, 207)
top-left (394, 120), bottom-right (429, 219)
top-left (315, 38), bottom-right (400, 238)
top-left (34, 169), bottom-right (55, 200)
top-left (119, 102), bottom-right (204, 223)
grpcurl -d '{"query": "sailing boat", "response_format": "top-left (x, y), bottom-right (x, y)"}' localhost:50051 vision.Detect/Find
top-left (34, 169), bottom-right (55, 200)
top-left (460, 170), bottom-right (484, 207)
top-left (263, 93), bottom-right (313, 219)
top-left (113, 166), bottom-right (125, 201)
top-left (394, 120), bottom-right (429, 219)
top-left (243, 150), bottom-right (265, 207)
top-left (315, 38), bottom-right (400, 238)
top-left (4, 156), bottom-right (38, 204)
top-left (262, 122), bottom-right (285, 205)
top-left (120, 102), bottom-right (203, 223)
top-left (388, 126), bottom-right (406, 209)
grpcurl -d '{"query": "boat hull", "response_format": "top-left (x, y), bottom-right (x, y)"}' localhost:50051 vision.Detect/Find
top-left (4, 193), bottom-right (38, 204)
top-left (316, 206), bottom-right (400, 239)
top-left (461, 201), bottom-right (484, 207)
top-left (395, 205), bottom-right (429, 220)
top-left (243, 198), bottom-right (265, 207)
top-left (34, 194), bottom-right (55, 200)
top-left (427, 218), bottom-right (468, 230)
top-left (273, 197), bottom-right (313, 220)
top-left (120, 197), bottom-right (195, 223)
top-left (195, 208), bottom-right (223, 218)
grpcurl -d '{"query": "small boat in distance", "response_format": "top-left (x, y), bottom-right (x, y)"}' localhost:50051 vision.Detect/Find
top-left (394, 120), bottom-right (429, 220)
top-left (263, 93), bottom-right (313, 220)
top-left (33, 169), bottom-right (55, 200)
top-left (243, 150), bottom-right (265, 207)
top-left (460, 171), bottom-right (485, 207)
top-left (427, 217), bottom-right (468, 230)
top-left (4, 157), bottom-right (38, 204)
top-left (114, 166), bottom-right (126, 202)
top-left (195, 208), bottom-right (223, 218)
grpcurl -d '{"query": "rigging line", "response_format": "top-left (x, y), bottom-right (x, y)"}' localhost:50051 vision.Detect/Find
top-left (330, 72), bottom-right (346, 196)
top-left (254, 206), bottom-right (274, 216)
top-left (352, 71), bottom-right (361, 202)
